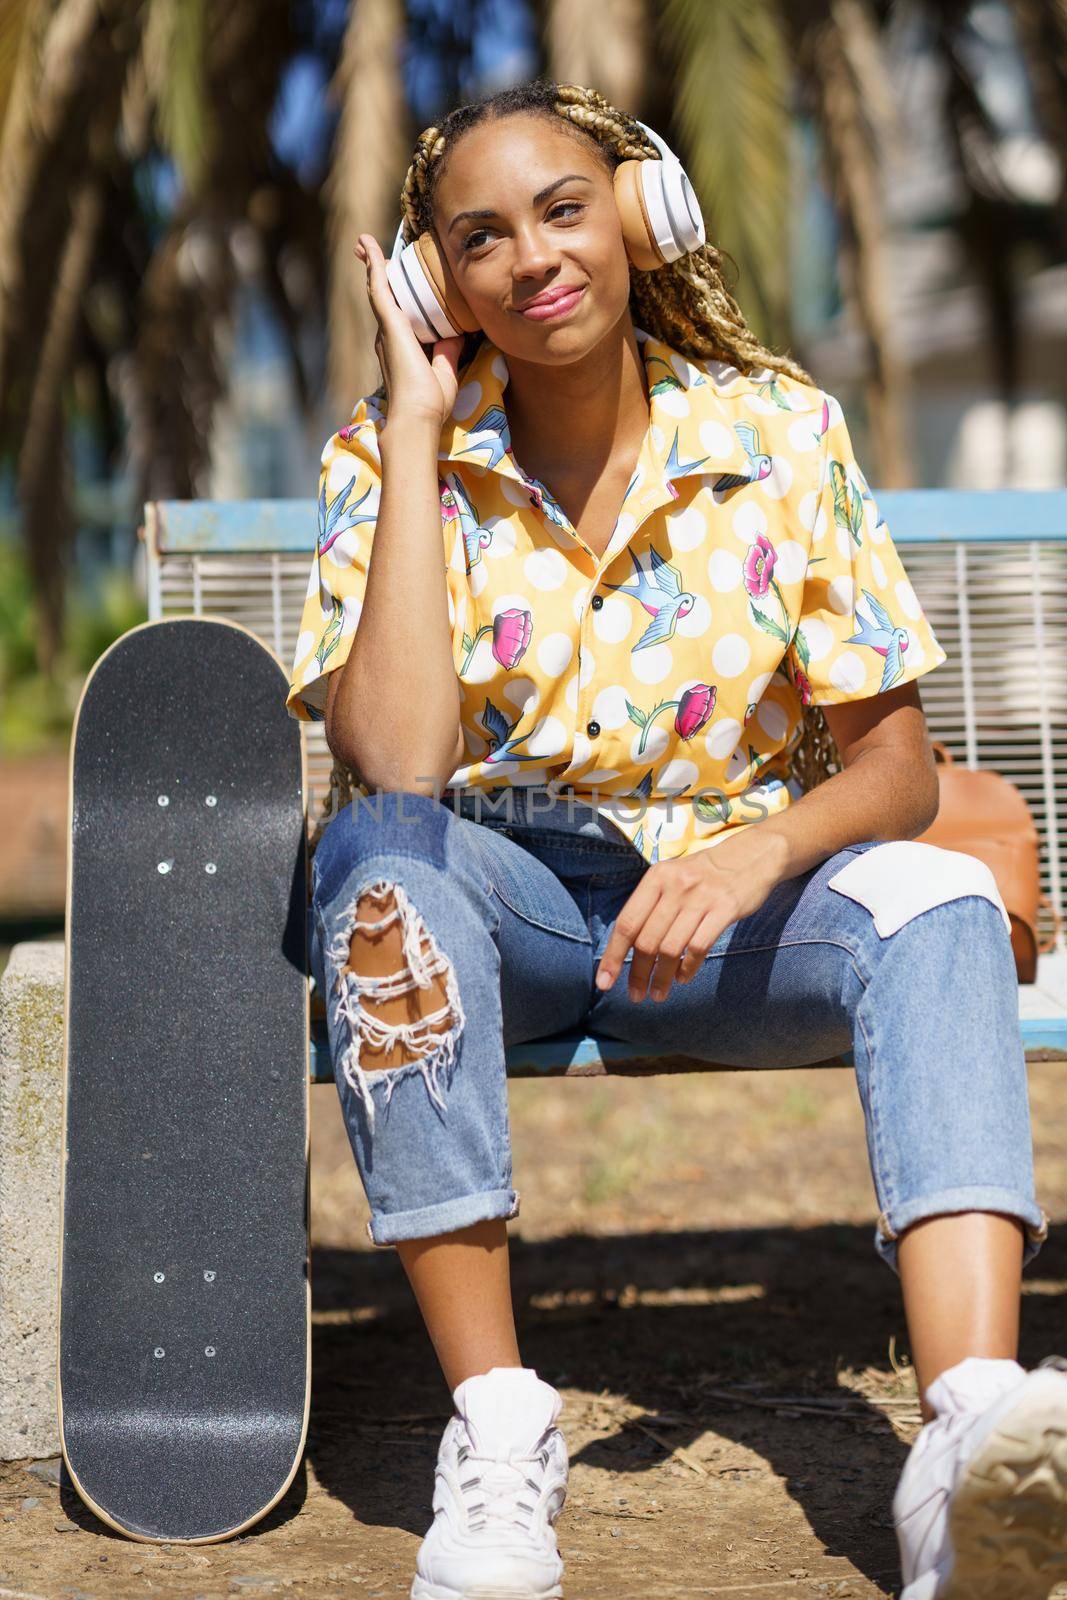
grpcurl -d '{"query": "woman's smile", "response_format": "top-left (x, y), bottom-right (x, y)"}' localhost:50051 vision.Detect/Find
top-left (517, 284), bottom-right (586, 321)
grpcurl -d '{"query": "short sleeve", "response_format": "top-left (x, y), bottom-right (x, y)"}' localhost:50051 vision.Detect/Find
top-left (785, 390), bottom-right (948, 707)
top-left (285, 403), bottom-right (384, 722)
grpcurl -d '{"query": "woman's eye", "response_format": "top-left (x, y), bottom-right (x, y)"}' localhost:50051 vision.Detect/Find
top-left (461, 201), bottom-right (586, 253)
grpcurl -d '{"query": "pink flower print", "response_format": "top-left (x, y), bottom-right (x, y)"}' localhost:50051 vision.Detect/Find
top-left (743, 533), bottom-right (777, 597)
top-left (675, 683), bottom-right (716, 740)
top-left (459, 609), bottom-right (533, 677)
top-left (793, 665), bottom-right (813, 708)
top-left (339, 423), bottom-right (359, 441)
top-left (492, 608), bottom-right (532, 669)
top-left (627, 681), bottom-right (718, 754)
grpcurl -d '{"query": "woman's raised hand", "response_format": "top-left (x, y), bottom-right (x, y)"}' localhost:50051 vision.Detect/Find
top-left (355, 233), bottom-right (465, 431)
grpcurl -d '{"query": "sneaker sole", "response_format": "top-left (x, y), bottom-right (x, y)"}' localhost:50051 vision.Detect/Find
top-left (938, 1377), bottom-right (1067, 1600)
top-left (410, 1583), bottom-right (563, 1600)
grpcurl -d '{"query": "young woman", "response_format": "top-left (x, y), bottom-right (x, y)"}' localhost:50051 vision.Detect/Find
top-left (287, 79), bottom-right (1067, 1600)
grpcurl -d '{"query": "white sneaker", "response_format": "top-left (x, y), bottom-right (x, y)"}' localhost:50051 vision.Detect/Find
top-left (894, 1355), bottom-right (1067, 1599)
top-left (410, 1365), bottom-right (568, 1600)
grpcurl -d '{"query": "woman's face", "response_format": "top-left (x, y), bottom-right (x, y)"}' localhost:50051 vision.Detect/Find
top-left (430, 113), bottom-right (633, 361)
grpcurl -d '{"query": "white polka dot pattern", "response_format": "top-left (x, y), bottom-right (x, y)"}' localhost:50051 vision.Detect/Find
top-left (285, 330), bottom-right (948, 864)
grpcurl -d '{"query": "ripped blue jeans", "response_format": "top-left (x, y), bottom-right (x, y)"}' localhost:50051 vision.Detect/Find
top-left (308, 783), bottom-right (1049, 1271)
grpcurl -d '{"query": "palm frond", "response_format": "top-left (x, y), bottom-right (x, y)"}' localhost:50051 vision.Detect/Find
top-left (660, 0), bottom-right (793, 346)
top-left (0, 0), bottom-right (143, 423)
top-left (142, 0), bottom-right (215, 196)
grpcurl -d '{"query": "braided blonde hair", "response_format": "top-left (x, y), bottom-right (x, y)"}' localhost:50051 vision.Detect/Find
top-left (320, 78), bottom-right (839, 852)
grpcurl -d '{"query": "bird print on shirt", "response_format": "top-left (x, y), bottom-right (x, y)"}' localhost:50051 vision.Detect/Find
top-left (455, 405), bottom-right (571, 530)
top-left (846, 590), bottom-right (911, 692)
top-left (603, 546), bottom-right (697, 651)
top-left (452, 404), bottom-right (511, 472)
top-left (712, 422), bottom-right (774, 492)
top-left (318, 473), bottom-right (376, 557)
top-left (440, 473), bottom-right (492, 572)
top-left (628, 770), bottom-right (664, 864)
top-left (664, 427), bottom-right (710, 483)
top-left (477, 696), bottom-right (557, 769)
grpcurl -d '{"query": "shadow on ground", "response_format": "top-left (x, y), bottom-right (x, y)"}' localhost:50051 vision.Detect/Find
top-left (300, 1222), bottom-right (1067, 1595)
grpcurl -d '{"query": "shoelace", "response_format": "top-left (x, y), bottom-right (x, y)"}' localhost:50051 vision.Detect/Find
top-left (456, 1435), bottom-right (555, 1534)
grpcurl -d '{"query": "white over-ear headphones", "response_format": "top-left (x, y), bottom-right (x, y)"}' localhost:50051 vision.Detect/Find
top-left (383, 116), bottom-right (705, 345)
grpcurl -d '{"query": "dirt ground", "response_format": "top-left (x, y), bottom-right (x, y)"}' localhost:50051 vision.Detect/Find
top-left (3, 1062), bottom-right (1067, 1600)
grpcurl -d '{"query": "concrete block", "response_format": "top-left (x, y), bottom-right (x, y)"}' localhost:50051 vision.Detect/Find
top-left (0, 940), bottom-right (64, 1459)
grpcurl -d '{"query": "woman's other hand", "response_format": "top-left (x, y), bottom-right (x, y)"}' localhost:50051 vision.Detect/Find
top-left (593, 828), bottom-right (790, 1002)
top-left (355, 233), bottom-right (465, 431)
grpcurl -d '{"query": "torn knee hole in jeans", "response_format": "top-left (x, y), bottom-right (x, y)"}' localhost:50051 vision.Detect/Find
top-left (324, 878), bottom-right (466, 1132)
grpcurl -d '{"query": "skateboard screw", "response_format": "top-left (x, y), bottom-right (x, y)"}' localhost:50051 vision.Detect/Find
top-left (205, 862), bottom-right (217, 874)
top-left (153, 1272), bottom-right (165, 1283)
top-left (157, 795), bottom-right (169, 807)
top-left (158, 861), bottom-right (173, 875)
top-left (205, 795), bottom-right (217, 807)
top-left (205, 1347), bottom-right (216, 1357)
top-left (154, 1348), bottom-right (165, 1359)
top-left (203, 1270), bottom-right (216, 1282)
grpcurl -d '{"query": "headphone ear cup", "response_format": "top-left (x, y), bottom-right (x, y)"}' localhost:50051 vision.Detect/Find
top-left (413, 234), bottom-right (481, 336)
top-left (385, 232), bottom-right (480, 343)
top-left (613, 161), bottom-right (667, 272)
top-left (613, 152), bottom-right (706, 272)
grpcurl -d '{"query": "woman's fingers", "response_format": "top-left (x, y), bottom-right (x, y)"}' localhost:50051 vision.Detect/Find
top-left (359, 235), bottom-right (387, 320)
top-left (361, 233), bottom-right (410, 335)
top-left (354, 229), bottom-right (456, 424)
top-left (430, 335), bottom-right (464, 404)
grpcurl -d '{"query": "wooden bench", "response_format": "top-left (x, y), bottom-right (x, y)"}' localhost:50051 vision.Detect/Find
top-left (140, 489), bottom-right (1067, 1080)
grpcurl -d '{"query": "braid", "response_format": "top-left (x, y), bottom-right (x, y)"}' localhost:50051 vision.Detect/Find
top-left (551, 84), bottom-right (815, 383)
top-left (404, 79), bottom-right (816, 385)
top-left (324, 78), bottom-right (837, 844)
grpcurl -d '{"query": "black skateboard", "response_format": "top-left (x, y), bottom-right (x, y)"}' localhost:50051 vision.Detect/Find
top-left (58, 617), bottom-right (310, 1543)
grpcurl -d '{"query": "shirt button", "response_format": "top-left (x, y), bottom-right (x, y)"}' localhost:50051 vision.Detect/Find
top-left (586, 719), bottom-right (601, 738)
top-left (590, 593), bottom-right (604, 610)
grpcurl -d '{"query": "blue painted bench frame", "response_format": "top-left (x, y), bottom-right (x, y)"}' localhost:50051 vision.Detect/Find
top-left (141, 489), bottom-right (1067, 1081)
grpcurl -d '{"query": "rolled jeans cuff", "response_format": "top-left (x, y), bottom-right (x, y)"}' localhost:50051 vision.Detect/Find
top-left (365, 1186), bottom-right (521, 1247)
top-left (873, 1185), bottom-right (1050, 1275)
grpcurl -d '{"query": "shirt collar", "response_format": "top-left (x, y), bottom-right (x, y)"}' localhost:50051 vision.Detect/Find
top-left (437, 327), bottom-right (754, 496)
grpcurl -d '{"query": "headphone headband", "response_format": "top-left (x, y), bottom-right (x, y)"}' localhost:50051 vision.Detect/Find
top-left (632, 118), bottom-right (679, 168)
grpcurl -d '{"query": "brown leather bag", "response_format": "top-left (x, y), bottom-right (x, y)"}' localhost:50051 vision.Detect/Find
top-left (914, 740), bottom-right (1062, 983)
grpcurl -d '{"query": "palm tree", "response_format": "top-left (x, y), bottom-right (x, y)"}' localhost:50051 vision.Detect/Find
top-left (0, 0), bottom-right (303, 673)
top-left (326, 0), bottom-right (409, 411)
top-left (3, 0), bottom-right (1066, 679)
top-left (542, 0), bottom-right (1067, 488)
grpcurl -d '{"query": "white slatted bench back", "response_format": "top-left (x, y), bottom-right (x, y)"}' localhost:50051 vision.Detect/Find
top-left (141, 490), bottom-right (1067, 943)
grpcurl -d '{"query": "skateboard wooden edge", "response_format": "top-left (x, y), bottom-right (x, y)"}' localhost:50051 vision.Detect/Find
top-left (56, 615), bottom-right (313, 1544)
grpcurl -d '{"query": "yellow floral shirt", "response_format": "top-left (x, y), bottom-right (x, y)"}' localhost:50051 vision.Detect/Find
top-left (286, 326), bottom-right (948, 864)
